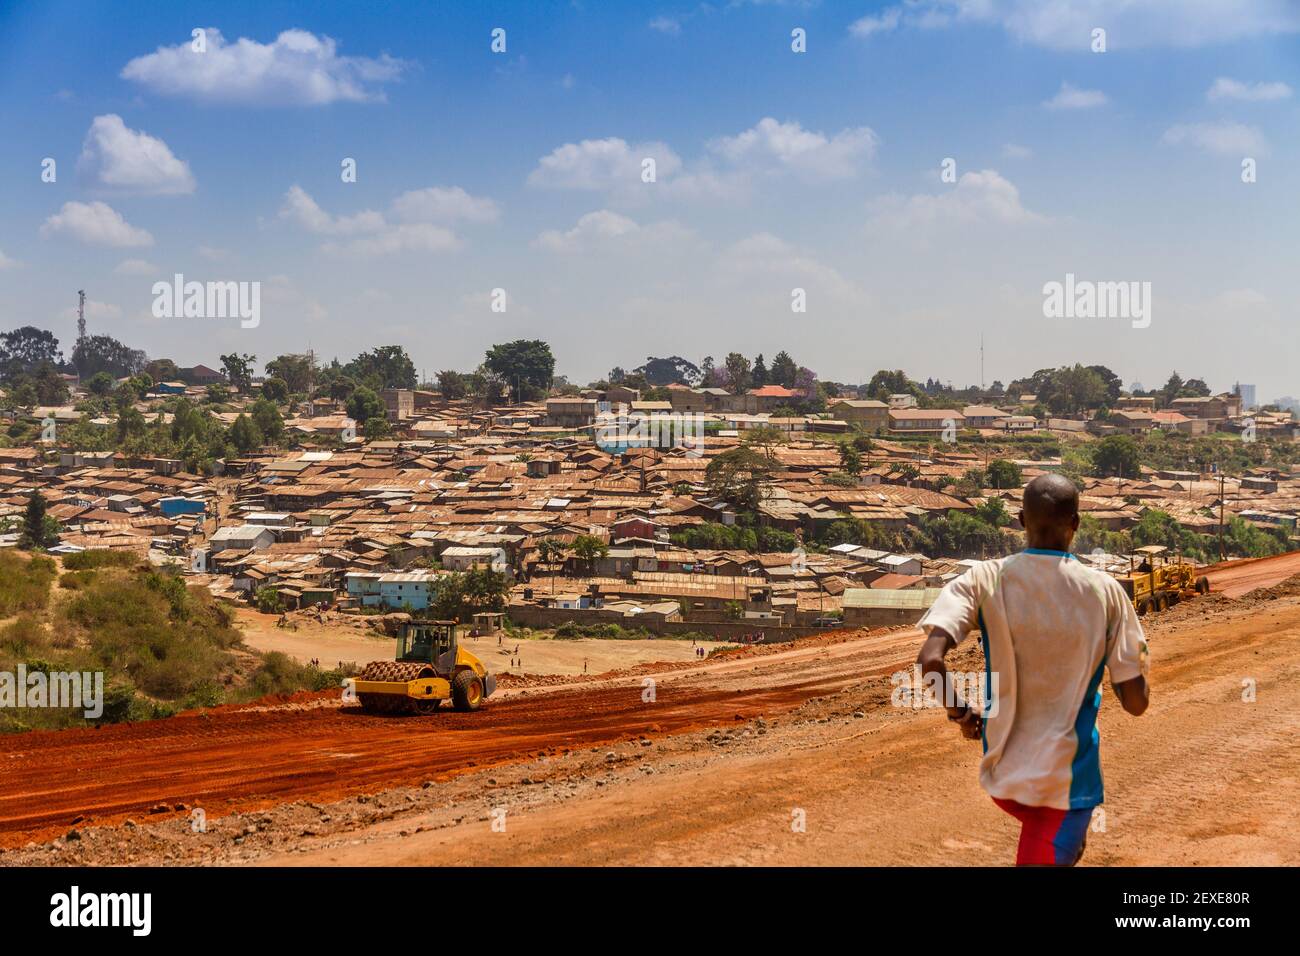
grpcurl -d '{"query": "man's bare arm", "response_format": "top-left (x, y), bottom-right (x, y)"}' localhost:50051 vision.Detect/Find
top-left (1112, 675), bottom-right (1148, 716)
top-left (917, 628), bottom-right (981, 740)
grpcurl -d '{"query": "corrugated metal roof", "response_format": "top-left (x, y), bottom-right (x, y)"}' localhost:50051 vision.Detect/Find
top-left (842, 587), bottom-right (942, 610)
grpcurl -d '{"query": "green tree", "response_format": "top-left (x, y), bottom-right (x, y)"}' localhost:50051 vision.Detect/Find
top-left (705, 446), bottom-right (777, 511)
top-left (839, 443), bottom-right (862, 476)
top-left (72, 335), bottom-right (145, 379)
top-left (345, 345), bottom-right (416, 390)
top-left (264, 353), bottom-right (315, 394)
top-left (346, 385), bottom-right (384, 424)
top-left (220, 353), bottom-right (256, 393)
top-left (437, 370), bottom-right (469, 400)
top-left (723, 352), bottom-right (752, 394)
top-left (19, 491), bottom-right (59, 549)
top-left (483, 340), bottom-right (555, 401)
top-left (0, 326), bottom-right (62, 379)
top-left (86, 371), bottom-right (116, 397)
top-left (262, 377), bottom-right (289, 402)
top-left (741, 424), bottom-right (787, 459)
top-left (770, 351), bottom-right (799, 388)
top-left (229, 413), bottom-right (259, 453)
top-left (571, 534), bottom-right (608, 575)
top-left (986, 459), bottom-right (1022, 490)
top-left (1092, 435), bottom-right (1142, 478)
top-left (254, 587), bottom-right (284, 613)
top-left (250, 398), bottom-right (283, 445)
top-left (633, 356), bottom-right (700, 387)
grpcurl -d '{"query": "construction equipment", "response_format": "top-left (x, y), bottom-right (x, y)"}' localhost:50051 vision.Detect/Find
top-left (1116, 545), bottom-right (1210, 616)
top-left (353, 621), bottom-right (495, 714)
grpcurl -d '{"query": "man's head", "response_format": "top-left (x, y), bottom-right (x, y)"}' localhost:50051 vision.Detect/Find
top-left (1020, 473), bottom-right (1080, 549)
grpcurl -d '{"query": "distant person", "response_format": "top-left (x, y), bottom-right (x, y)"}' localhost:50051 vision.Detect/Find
top-left (916, 473), bottom-right (1149, 867)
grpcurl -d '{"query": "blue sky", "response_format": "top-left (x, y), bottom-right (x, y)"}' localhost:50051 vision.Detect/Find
top-left (1, 0), bottom-right (1298, 401)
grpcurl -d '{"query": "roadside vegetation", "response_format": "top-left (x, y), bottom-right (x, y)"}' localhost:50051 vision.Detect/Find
top-left (0, 551), bottom-right (347, 733)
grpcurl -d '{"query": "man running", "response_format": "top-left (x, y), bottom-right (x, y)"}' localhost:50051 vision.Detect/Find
top-left (916, 473), bottom-right (1149, 866)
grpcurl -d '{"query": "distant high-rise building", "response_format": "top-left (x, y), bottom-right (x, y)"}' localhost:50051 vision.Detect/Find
top-left (1235, 382), bottom-right (1256, 410)
top-left (1275, 396), bottom-right (1299, 414)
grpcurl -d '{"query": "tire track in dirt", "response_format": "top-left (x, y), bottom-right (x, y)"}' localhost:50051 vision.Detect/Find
top-left (0, 627), bottom-right (920, 847)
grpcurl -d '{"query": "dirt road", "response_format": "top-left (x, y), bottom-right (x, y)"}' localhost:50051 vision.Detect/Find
top-left (2, 559), bottom-right (1298, 865)
top-left (1202, 549), bottom-right (1300, 598)
top-left (0, 624), bottom-right (919, 848)
top-left (270, 587), bottom-right (1300, 867)
top-left (235, 608), bottom-right (728, 676)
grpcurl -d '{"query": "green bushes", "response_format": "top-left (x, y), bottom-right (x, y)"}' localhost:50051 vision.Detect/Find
top-left (0, 552), bottom-right (56, 616)
top-left (553, 621), bottom-right (651, 640)
top-left (670, 519), bottom-right (796, 553)
top-left (61, 549), bottom-right (139, 571)
top-left (244, 653), bottom-right (355, 698)
top-left (0, 615), bottom-right (51, 667)
top-left (60, 567), bottom-right (242, 702)
top-left (247, 651), bottom-right (310, 697)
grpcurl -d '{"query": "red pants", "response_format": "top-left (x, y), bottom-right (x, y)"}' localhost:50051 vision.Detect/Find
top-left (993, 798), bottom-right (1094, 866)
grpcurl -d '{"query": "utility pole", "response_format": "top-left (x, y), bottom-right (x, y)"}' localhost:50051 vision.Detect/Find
top-left (1218, 472), bottom-right (1227, 562)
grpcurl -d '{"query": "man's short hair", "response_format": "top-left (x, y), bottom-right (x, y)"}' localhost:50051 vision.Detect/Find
top-left (1022, 473), bottom-right (1079, 525)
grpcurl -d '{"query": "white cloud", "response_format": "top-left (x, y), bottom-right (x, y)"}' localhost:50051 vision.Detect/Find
top-left (0, 250), bottom-right (19, 270)
top-left (1002, 143), bottom-right (1032, 159)
top-left (534, 210), bottom-right (698, 255)
top-left (849, 7), bottom-right (901, 38)
top-left (1162, 121), bottom-right (1267, 155)
top-left (390, 186), bottom-right (500, 224)
top-left (323, 224), bottom-right (460, 257)
top-left (846, 1), bottom-right (1300, 50)
top-left (114, 258), bottom-right (157, 275)
top-left (1044, 82), bottom-right (1107, 110)
top-left (867, 169), bottom-right (1046, 230)
top-left (1206, 77), bottom-right (1292, 103)
top-left (121, 28), bottom-right (408, 106)
top-left (714, 233), bottom-right (871, 315)
top-left (529, 118), bottom-right (876, 203)
top-left (648, 16), bottom-right (682, 35)
top-left (535, 210), bottom-right (640, 252)
top-left (707, 117), bottom-right (878, 179)
top-left (278, 184), bottom-right (493, 256)
top-left (278, 185), bottom-right (386, 235)
top-left (78, 114), bottom-right (195, 195)
top-left (40, 201), bottom-right (154, 247)
top-left (528, 137), bottom-right (683, 191)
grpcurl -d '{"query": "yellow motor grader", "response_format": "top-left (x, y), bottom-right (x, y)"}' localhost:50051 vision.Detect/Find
top-left (353, 621), bottom-right (495, 714)
top-left (1116, 545), bottom-right (1210, 616)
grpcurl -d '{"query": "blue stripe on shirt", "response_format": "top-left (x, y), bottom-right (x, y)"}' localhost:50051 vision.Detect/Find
top-left (1069, 661), bottom-right (1107, 809)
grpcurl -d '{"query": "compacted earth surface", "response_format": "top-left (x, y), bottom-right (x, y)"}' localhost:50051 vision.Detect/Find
top-left (3, 553), bottom-right (1298, 867)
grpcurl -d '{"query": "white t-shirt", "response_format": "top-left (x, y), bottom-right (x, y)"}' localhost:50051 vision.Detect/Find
top-left (918, 549), bottom-right (1147, 810)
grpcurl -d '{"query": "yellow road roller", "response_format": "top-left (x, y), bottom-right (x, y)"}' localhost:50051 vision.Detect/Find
top-left (353, 621), bottom-right (495, 714)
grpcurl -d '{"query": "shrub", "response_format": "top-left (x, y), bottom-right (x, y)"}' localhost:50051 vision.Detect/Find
top-left (0, 552), bottom-right (56, 616)
top-left (254, 587), bottom-right (284, 613)
top-left (0, 615), bottom-right (50, 665)
top-left (247, 651), bottom-right (312, 697)
top-left (61, 549), bottom-right (140, 571)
